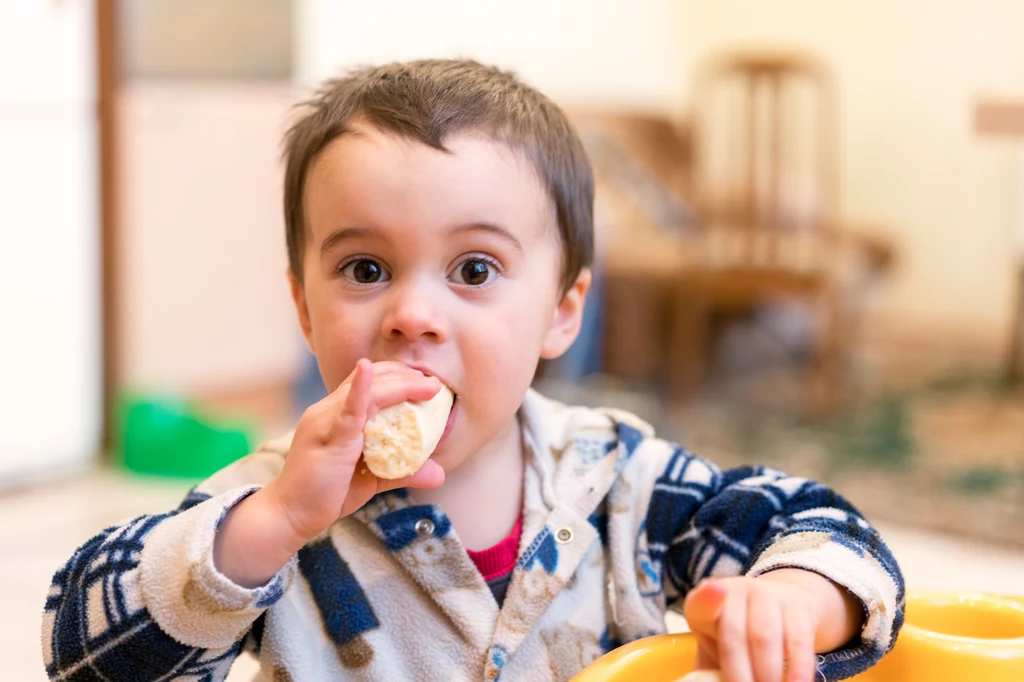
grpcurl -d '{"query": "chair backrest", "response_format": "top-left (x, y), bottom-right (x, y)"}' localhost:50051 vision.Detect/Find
top-left (572, 110), bottom-right (695, 228)
top-left (690, 51), bottom-right (839, 234)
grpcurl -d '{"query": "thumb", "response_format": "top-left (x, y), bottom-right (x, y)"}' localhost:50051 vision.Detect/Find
top-left (684, 579), bottom-right (728, 672)
top-left (378, 459), bottom-right (446, 492)
top-left (684, 578), bottom-right (728, 631)
top-left (693, 643), bottom-right (720, 672)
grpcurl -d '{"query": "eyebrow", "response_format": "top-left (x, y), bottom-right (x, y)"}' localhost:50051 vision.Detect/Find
top-left (319, 222), bottom-right (523, 258)
top-left (452, 222), bottom-right (524, 254)
top-left (319, 227), bottom-right (374, 259)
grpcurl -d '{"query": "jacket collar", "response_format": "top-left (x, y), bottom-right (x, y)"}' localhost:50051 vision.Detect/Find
top-left (269, 389), bottom-right (655, 670)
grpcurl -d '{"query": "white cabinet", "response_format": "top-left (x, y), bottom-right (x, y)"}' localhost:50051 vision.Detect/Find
top-left (0, 1), bottom-right (101, 484)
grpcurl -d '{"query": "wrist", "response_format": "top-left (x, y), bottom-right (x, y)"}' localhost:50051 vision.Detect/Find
top-left (213, 487), bottom-right (306, 588)
top-left (249, 484), bottom-right (315, 557)
top-left (756, 568), bottom-right (864, 652)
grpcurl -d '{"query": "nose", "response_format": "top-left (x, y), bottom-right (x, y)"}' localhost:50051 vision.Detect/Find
top-left (380, 277), bottom-right (449, 344)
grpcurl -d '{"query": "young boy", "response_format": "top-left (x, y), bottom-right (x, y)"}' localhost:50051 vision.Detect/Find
top-left (43, 60), bottom-right (903, 682)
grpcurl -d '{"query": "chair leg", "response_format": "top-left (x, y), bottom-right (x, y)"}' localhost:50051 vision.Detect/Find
top-left (667, 274), bottom-right (709, 404)
top-left (808, 285), bottom-right (842, 415)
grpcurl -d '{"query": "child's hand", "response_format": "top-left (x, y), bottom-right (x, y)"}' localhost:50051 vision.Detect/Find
top-left (214, 359), bottom-right (445, 587)
top-left (682, 571), bottom-right (837, 682)
top-left (267, 359), bottom-right (446, 539)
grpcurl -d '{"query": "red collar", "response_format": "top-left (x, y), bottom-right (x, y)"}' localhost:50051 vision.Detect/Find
top-left (466, 515), bottom-right (523, 581)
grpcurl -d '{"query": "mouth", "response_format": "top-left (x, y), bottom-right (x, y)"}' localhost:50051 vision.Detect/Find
top-left (439, 394), bottom-right (458, 444)
top-left (402, 363), bottom-right (446, 384)
top-left (399, 362), bottom-right (458, 444)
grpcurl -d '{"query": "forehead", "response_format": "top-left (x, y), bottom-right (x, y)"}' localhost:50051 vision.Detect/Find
top-left (303, 125), bottom-right (557, 244)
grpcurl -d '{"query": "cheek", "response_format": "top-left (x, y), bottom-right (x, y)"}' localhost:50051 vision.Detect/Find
top-left (460, 292), bottom-right (554, 392)
top-left (312, 336), bottom-right (355, 391)
top-left (305, 289), bottom-right (375, 391)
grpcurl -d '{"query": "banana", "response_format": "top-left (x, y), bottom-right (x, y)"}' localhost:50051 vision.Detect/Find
top-left (362, 386), bottom-right (454, 479)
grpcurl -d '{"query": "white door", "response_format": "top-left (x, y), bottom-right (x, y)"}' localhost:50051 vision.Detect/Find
top-left (0, 1), bottom-right (101, 484)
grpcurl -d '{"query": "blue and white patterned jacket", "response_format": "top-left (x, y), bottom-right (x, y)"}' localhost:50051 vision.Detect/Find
top-left (42, 390), bottom-right (904, 681)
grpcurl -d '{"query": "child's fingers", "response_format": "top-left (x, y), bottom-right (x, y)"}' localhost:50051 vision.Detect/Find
top-left (376, 459), bottom-right (446, 493)
top-left (782, 606), bottom-right (817, 682)
top-left (331, 370), bottom-right (441, 438)
top-left (747, 589), bottom-right (783, 682)
top-left (715, 586), bottom-right (753, 682)
top-left (693, 642), bottom-right (720, 671)
top-left (684, 578), bottom-right (729, 633)
top-left (365, 372), bottom-right (443, 415)
top-left (684, 579), bottom-right (727, 673)
top-left (406, 459), bottom-right (446, 487)
top-left (341, 459), bottom-right (446, 517)
top-left (324, 360), bottom-right (433, 408)
top-left (335, 359), bottom-right (374, 438)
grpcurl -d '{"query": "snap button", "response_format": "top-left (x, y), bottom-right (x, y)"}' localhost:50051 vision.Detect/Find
top-left (414, 518), bottom-right (436, 537)
top-left (555, 527), bottom-right (574, 544)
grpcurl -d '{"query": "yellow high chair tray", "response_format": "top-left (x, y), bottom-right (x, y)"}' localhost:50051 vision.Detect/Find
top-left (570, 592), bottom-right (1024, 682)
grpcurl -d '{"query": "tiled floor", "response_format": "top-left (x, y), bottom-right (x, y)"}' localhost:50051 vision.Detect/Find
top-left (7, 468), bottom-right (1024, 681)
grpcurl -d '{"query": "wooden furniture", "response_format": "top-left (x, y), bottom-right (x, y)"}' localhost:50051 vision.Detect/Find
top-left (567, 111), bottom-right (697, 385)
top-left (563, 97), bottom-right (897, 406)
top-left (1011, 265), bottom-right (1024, 385)
top-left (675, 52), bottom-right (847, 411)
top-left (975, 100), bottom-right (1024, 387)
top-left (566, 105), bottom-right (894, 401)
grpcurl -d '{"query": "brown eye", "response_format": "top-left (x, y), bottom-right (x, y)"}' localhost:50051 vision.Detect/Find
top-left (353, 261), bottom-right (381, 282)
top-left (455, 259), bottom-right (497, 286)
top-left (341, 259), bottom-right (389, 284)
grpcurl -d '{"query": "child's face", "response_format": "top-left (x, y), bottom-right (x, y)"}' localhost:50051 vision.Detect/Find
top-left (291, 123), bottom-right (589, 473)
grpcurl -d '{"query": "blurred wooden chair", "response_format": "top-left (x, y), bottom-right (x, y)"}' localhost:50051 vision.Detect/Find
top-left (565, 110), bottom-right (698, 385)
top-left (975, 101), bottom-right (1024, 388)
top-left (669, 51), bottom-right (852, 412)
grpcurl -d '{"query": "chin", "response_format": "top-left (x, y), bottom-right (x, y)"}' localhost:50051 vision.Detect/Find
top-left (430, 429), bottom-right (483, 474)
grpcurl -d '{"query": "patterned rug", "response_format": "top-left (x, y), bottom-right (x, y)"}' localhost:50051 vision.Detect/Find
top-left (536, 362), bottom-right (1024, 548)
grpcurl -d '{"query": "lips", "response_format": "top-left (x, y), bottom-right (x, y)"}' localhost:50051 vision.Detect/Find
top-left (439, 394), bottom-right (458, 444)
top-left (401, 363), bottom-right (455, 395)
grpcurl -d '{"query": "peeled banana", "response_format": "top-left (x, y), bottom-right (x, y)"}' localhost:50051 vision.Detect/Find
top-left (362, 386), bottom-right (454, 479)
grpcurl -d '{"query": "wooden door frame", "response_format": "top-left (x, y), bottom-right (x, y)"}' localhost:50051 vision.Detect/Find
top-left (1010, 264), bottom-right (1024, 386)
top-left (96, 0), bottom-right (118, 451)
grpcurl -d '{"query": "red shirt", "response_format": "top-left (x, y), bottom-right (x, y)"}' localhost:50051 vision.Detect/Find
top-left (466, 514), bottom-right (522, 581)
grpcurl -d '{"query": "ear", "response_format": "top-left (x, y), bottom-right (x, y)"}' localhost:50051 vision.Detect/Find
top-left (289, 269), bottom-right (316, 353)
top-left (541, 268), bottom-right (592, 360)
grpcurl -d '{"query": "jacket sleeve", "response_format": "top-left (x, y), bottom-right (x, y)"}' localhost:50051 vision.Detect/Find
top-left (643, 444), bottom-right (905, 681)
top-left (42, 482), bottom-right (296, 681)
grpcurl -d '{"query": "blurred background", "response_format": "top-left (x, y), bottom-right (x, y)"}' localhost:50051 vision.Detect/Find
top-left (3, 0), bottom-right (1024, 678)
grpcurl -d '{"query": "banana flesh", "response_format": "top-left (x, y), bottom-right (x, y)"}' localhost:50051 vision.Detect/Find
top-left (362, 386), bottom-right (454, 479)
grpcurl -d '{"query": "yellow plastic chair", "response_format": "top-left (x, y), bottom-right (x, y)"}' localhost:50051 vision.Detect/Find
top-left (570, 592), bottom-right (1024, 682)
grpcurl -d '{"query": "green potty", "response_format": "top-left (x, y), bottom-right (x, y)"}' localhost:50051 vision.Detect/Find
top-left (117, 393), bottom-right (255, 479)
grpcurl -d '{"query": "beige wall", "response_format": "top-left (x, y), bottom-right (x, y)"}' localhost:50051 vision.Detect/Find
top-left (295, 0), bottom-right (690, 112)
top-left (118, 82), bottom-right (303, 394)
top-left (683, 0), bottom-right (1024, 337)
top-left (121, 0), bottom-right (292, 80)
top-left (0, 0), bottom-right (101, 482)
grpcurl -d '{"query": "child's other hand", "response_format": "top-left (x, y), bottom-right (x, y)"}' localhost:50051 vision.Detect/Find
top-left (682, 572), bottom-right (823, 682)
top-left (266, 359), bottom-right (445, 543)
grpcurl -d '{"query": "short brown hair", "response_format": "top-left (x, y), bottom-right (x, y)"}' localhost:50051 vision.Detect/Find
top-left (282, 59), bottom-right (594, 294)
